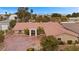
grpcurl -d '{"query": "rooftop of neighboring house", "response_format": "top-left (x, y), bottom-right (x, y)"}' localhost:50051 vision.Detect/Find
top-left (8, 14), bottom-right (17, 20)
top-left (13, 22), bottom-right (78, 37)
top-left (61, 22), bottom-right (79, 35)
top-left (69, 17), bottom-right (79, 19)
top-left (68, 17), bottom-right (79, 22)
top-left (0, 14), bottom-right (17, 25)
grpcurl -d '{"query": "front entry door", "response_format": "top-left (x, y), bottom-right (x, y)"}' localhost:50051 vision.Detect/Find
top-left (31, 30), bottom-right (35, 36)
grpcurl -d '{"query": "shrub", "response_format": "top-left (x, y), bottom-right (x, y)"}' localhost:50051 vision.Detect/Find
top-left (24, 29), bottom-right (29, 35)
top-left (67, 40), bottom-right (72, 44)
top-left (59, 41), bottom-right (65, 45)
top-left (64, 44), bottom-right (79, 51)
top-left (37, 27), bottom-right (45, 35)
top-left (41, 36), bottom-right (59, 51)
top-left (5, 30), bottom-right (8, 34)
top-left (0, 30), bottom-right (4, 35)
top-left (9, 20), bottom-right (16, 28)
top-left (0, 30), bottom-right (4, 43)
top-left (27, 48), bottom-right (35, 51)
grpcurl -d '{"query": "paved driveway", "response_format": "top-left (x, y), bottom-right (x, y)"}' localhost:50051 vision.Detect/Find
top-left (3, 34), bottom-right (40, 51)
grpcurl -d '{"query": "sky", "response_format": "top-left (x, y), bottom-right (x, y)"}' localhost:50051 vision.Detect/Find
top-left (0, 7), bottom-right (79, 15)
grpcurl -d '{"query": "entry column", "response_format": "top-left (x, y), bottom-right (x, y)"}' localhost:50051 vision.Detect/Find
top-left (35, 29), bottom-right (37, 36)
top-left (29, 29), bottom-right (31, 36)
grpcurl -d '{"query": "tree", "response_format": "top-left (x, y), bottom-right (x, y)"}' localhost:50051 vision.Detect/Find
top-left (66, 12), bottom-right (79, 17)
top-left (24, 29), bottom-right (29, 35)
top-left (61, 16), bottom-right (68, 22)
top-left (40, 36), bottom-right (59, 51)
top-left (0, 15), bottom-right (3, 21)
top-left (51, 13), bottom-right (62, 17)
top-left (29, 14), bottom-right (37, 22)
top-left (66, 14), bottom-right (72, 17)
top-left (51, 13), bottom-right (62, 22)
top-left (4, 12), bottom-right (10, 19)
top-left (16, 7), bottom-right (31, 22)
top-left (50, 17), bottom-right (61, 22)
top-left (32, 14), bottom-right (37, 20)
top-left (5, 12), bottom-right (7, 15)
top-left (37, 27), bottom-right (45, 35)
top-left (35, 15), bottom-right (50, 22)
top-left (42, 15), bottom-right (50, 22)
top-left (72, 12), bottom-right (79, 17)
top-left (25, 12), bottom-right (31, 22)
top-left (9, 20), bottom-right (16, 28)
top-left (0, 30), bottom-right (4, 43)
top-left (30, 9), bottom-right (33, 14)
top-left (30, 9), bottom-right (33, 19)
top-left (35, 15), bottom-right (43, 22)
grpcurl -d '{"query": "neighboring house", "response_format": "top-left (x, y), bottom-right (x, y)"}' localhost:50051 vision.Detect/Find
top-left (8, 14), bottom-right (18, 20)
top-left (1, 14), bottom-right (8, 20)
top-left (68, 17), bottom-right (79, 22)
top-left (0, 23), bottom-right (9, 30)
top-left (0, 19), bottom-right (10, 31)
top-left (61, 22), bottom-right (79, 35)
top-left (12, 22), bottom-right (79, 43)
top-left (0, 14), bottom-right (18, 31)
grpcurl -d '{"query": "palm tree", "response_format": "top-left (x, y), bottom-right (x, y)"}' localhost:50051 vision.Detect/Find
top-left (5, 12), bottom-right (7, 15)
top-left (30, 9), bottom-right (33, 14)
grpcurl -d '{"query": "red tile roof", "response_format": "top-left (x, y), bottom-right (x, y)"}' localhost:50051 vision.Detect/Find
top-left (13, 22), bottom-right (78, 37)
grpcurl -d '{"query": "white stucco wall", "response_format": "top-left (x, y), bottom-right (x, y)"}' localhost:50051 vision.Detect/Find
top-left (9, 15), bottom-right (17, 20)
top-left (14, 31), bottom-right (19, 34)
top-left (1, 25), bottom-right (9, 30)
top-left (14, 30), bottom-right (24, 34)
top-left (56, 33), bottom-right (78, 43)
top-left (14, 28), bottom-right (37, 36)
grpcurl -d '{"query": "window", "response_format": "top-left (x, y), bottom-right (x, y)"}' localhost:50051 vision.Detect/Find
top-left (15, 17), bottom-right (17, 19)
top-left (19, 30), bottom-right (22, 33)
top-left (77, 37), bottom-right (79, 40)
top-left (58, 38), bottom-right (61, 40)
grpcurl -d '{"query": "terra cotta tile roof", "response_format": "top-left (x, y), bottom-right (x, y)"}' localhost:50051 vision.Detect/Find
top-left (13, 22), bottom-right (78, 37)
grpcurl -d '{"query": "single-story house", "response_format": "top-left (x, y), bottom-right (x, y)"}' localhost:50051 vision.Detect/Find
top-left (68, 17), bottom-right (79, 22)
top-left (12, 22), bottom-right (79, 43)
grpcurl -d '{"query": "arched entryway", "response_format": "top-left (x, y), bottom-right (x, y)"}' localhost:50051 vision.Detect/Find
top-left (29, 29), bottom-right (37, 36)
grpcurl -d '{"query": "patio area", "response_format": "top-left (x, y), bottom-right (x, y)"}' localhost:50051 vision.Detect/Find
top-left (3, 34), bottom-right (41, 51)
